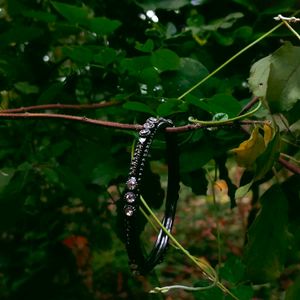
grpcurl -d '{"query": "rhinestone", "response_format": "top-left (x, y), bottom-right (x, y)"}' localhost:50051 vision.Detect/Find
top-left (139, 137), bottom-right (146, 144)
top-left (147, 117), bottom-right (158, 123)
top-left (127, 177), bottom-right (137, 190)
top-left (125, 192), bottom-right (136, 203)
top-left (124, 206), bottom-right (134, 217)
top-left (144, 122), bottom-right (155, 129)
top-left (139, 128), bottom-right (151, 137)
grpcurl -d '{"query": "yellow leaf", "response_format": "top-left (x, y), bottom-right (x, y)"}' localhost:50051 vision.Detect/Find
top-left (231, 126), bottom-right (265, 169)
top-left (263, 123), bottom-right (273, 146)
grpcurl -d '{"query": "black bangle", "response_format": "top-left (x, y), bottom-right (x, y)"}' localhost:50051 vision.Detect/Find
top-left (122, 117), bottom-right (179, 275)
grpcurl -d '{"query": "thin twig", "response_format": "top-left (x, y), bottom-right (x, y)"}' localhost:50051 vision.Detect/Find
top-left (279, 156), bottom-right (300, 174)
top-left (0, 101), bottom-right (120, 113)
top-left (274, 14), bottom-right (300, 23)
top-left (238, 96), bottom-right (259, 116)
top-left (0, 111), bottom-right (270, 132)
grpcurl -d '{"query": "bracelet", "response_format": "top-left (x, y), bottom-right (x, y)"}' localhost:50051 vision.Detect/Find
top-left (122, 117), bottom-right (179, 275)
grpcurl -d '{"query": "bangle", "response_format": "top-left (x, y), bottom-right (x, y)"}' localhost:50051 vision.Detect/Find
top-left (122, 117), bottom-right (179, 275)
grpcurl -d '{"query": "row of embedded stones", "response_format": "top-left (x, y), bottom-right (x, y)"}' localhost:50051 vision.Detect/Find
top-left (124, 117), bottom-right (160, 217)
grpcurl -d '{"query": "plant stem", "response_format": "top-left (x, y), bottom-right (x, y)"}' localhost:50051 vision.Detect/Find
top-left (139, 196), bottom-right (239, 299)
top-left (280, 153), bottom-right (300, 164)
top-left (177, 23), bottom-right (283, 100)
top-left (281, 19), bottom-right (300, 40)
top-left (189, 100), bottom-right (262, 125)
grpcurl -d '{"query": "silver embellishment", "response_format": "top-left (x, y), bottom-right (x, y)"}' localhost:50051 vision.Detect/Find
top-left (139, 128), bottom-right (151, 137)
top-left (125, 192), bottom-right (136, 203)
top-left (147, 117), bottom-right (158, 123)
top-left (127, 177), bottom-right (137, 190)
top-left (139, 137), bottom-right (146, 144)
top-left (124, 206), bottom-right (134, 217)
top-left (144, 122), bottom-right (155, 129)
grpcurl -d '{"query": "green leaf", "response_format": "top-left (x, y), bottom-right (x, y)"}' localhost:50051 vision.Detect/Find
top-left (180, 169), bottom-right (208, 195)
top-left (243, 184), bottom-right (290, 282)
top-left (187, 93), bottom-right (241, 117)
top-left (14, 82), bottom-right (39, 94)
top-left (120, 56), bottom-right (151, 76)
top-left (248, 55), bottom-right (271, 98)
top-left (62, 46), bottom-right (93, 64)
top-left (233, 25), bottom-right (253, 40)
top-left (51, 1), bottom-right (89, 25)
top-left (123, 101), bottom-right (155, 114)
top-left (135, 39), bottom-right (154, 53)
top-left (180, 142), bottom-right (214, 172)
top-left (135, 0), bottom-right (189, 10)
top-left (249, 43), bottom-right (300, 112)
top-left (38, 82), bottom-right (64, 102)
top-left (93, 47), bottom-right (117, 66)
top-left (161, 58), bottom-right (209, 97)
top-left (22, 10), bottom-right (57, 22)
top-left (219, 255), bottom-right (246, 283)
top-left (202, 12), bottom-right (244, 31)
top-left (156, 98), bottom-right (187, 116)
top-left (230, 285), bottom-right (254, 300)
top-left (88, 17), bottom-right (121, 36)
top-left (139, 67), bottom-right (160, 86)
top-left (267, 43), bottom-right (300, 112)
top-left (151, 49), bottom-right (180, 72)
top-left (0, 26), bottom-right (43, 45)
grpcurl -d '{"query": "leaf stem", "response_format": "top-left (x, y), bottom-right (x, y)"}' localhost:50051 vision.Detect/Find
top-left (177, 23), bottom-right (283, 100)
top-left (281, 19), bottom-right (300, 40)
top-left (189, 100), bottom-right (262, 125)
top-left (139, 196), bottom-right (239, 299)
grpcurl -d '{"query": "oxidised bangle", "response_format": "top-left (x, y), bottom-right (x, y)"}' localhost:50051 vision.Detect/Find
top-left (122, 117), bottom-right (179, 275)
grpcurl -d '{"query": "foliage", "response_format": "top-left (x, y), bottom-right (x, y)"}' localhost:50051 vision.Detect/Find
top-left (0, 0), bottom-right (300, 299)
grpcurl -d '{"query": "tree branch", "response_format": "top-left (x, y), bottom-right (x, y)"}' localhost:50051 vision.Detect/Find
top-left (279, 156), bottom-right (300, 175)
top-left (0, 111), bottom-right (269, 132)
top-left (0, 100), bottom-right (120, 113)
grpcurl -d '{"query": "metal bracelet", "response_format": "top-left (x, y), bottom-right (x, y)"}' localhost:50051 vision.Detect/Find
top-left (122, 117), bottom-right (179, 275)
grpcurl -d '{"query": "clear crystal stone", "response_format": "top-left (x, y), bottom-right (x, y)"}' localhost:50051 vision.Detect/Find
top-left (139, 128), bottom-right (151, 137)
top-left (127, 177), bottom-right (137, 190)
top-left (147, 117), bottom-right (158, 123)
top-left (144, 122), bottom-right (155, 129)
top-left (139, 137), bottom-right (146, 144)
top-left (125, 192), bottom-right (136, 203)
top-left (124, 206), bottom-right (134, 217)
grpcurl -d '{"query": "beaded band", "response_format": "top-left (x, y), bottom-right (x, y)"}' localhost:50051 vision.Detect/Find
top-left (123, 117), bottom-right (179, 275)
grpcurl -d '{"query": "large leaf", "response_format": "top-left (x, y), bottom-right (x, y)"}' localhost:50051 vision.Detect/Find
top-left (187, 93), bottom-right (242, 117)
top-left (88, 17), bottom-right (121, 36)
top-left (243, 184), bottom-right (290, 282)
top-left (249, 43), bottom-right (300, 112)
top-left (161, 57), bottom-right (209, 97)
top-left (62, 46), bottom-right (93, 64)
top-left (51, 1), bottom-right (89, 25)
top-left (151, 49), bottom-right (180, 72)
